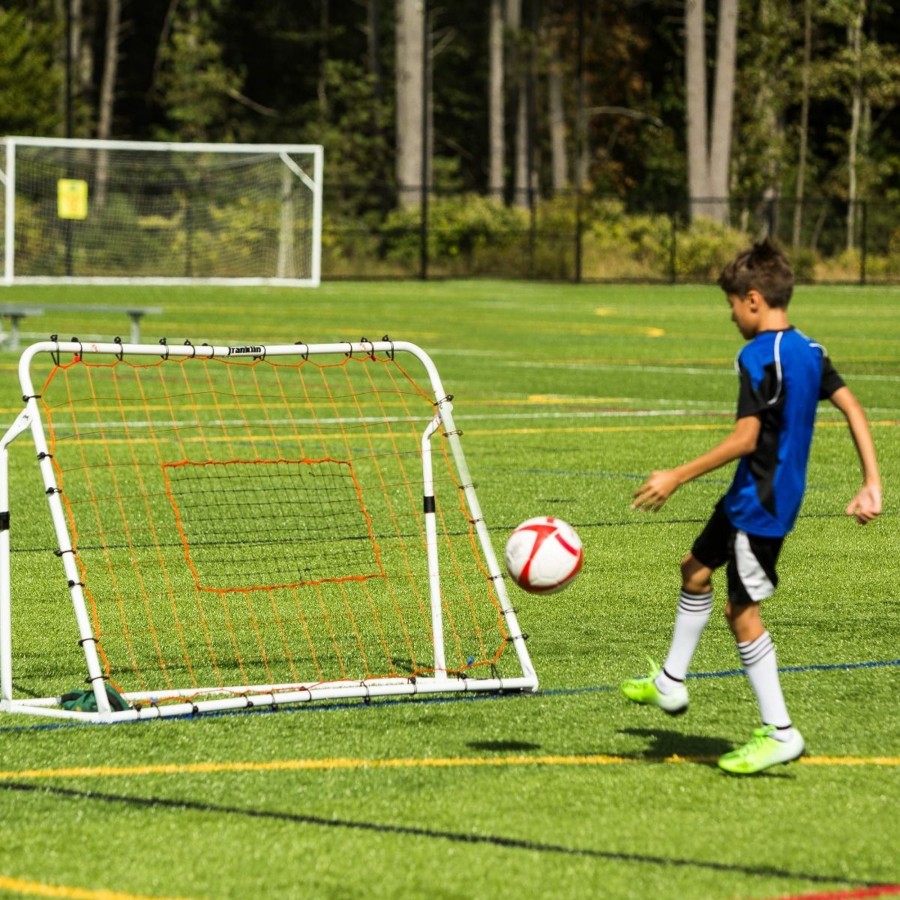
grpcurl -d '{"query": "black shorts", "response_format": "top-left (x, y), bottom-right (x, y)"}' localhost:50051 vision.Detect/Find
top-left (691, 501), bottom-right (784, 605)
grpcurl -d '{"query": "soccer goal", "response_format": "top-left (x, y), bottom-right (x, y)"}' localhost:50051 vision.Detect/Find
top-left (0, 338), bottom-right (537, 722)
top-left (0, 137), bottom-right (323, 286)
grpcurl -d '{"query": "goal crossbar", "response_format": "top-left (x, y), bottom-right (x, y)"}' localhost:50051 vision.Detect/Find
top-left (0, 339), bottom-right (537, 723)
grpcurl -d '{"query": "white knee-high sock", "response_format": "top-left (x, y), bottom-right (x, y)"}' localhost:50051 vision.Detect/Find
top-left (738, 631), bottom-right (797, 740)
top-left (656, 590), bottom-right (713, 693)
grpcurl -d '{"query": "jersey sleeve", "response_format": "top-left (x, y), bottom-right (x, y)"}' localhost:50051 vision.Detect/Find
top-left (819, 355), bottom-right (846, 400)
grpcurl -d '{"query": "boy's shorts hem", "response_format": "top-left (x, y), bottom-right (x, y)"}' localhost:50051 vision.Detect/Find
top-left (692, 501), bottom-right (784, 604)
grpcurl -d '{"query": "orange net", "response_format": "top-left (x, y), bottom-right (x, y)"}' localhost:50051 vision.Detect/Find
top-left (37, 351), bottom-right (510, 702)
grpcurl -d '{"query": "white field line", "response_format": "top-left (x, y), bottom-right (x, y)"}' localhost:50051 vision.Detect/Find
top-left (45, 407), bottom-right (738, 433)
top-left (38, 404), bottom-right (900, 434)
top-left (499, 360), bottom-right (900, 383)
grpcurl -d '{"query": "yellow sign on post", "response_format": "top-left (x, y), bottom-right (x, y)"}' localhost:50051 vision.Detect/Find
top-left (58, 179), bottom-right (89, 220)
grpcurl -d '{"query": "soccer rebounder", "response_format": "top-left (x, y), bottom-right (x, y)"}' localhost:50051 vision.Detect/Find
top-left (623, 239), bottom-right (882, 775)
top-left (0, 339), bottom-right (538, 722)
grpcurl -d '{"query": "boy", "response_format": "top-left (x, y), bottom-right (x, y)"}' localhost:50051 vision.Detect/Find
top-left (622, 239), bottom-right (882, 774)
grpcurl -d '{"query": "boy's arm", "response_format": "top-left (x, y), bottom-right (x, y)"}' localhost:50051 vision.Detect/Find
top-left (828, 385), bottom-right (882, 524)
top-left (631, 415), bottom-right (761, 512)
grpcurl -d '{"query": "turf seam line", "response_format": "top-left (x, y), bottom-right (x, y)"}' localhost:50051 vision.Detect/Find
top-left (1, 780), bottom-right (894, 890)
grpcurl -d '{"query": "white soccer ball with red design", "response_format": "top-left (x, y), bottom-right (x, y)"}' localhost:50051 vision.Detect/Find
top-left (504, 516), bottom-right (584, 594)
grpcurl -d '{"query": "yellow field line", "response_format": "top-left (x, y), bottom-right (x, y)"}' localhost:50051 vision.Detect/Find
top-left (461, 419), bottom-right (899, 437)
top-left (0, 875), bottom-right (193, 900)
top-left (0, 752), bottom-right (896, 782)
top-left (6, 417), bottom-right (894, 446)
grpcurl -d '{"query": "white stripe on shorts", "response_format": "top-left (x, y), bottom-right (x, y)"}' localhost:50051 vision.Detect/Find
top-left (734, 531), bottom-right (776, 602)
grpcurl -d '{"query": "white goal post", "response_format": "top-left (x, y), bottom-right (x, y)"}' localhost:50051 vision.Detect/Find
top-left (1, 137), bottom-right (323, 286)
top-left (0, 338), bottom-right (537, 723)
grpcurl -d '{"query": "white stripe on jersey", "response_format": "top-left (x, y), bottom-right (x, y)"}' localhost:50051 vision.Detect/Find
top-left (731, 331), bottom-right (785, 406)
top-left (767, 331), bottom-right (784, 406)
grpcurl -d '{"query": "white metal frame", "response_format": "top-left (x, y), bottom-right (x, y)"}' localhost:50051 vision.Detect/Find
top-left (1, 136), bottom-right (324, 287)
top-left (0, 340), bottom-right (537, 723)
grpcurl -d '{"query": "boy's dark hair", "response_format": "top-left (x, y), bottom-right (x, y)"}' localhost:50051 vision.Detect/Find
top-left (717, 238), bottom-right (794, 308)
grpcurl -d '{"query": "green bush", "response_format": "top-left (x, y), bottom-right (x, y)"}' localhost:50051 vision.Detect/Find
top-left (673, 218), bottom-right (747, 280)
top-left (318, 193), bottom-right (893, 283)
top-left (581, 200), bottom-right (675, 278)
top-left (790, 246), bottom-right (818, 282)
top-left (381, 193), bottom-right (529, 273)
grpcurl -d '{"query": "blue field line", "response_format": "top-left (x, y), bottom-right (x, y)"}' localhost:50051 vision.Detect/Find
top-left (0, 658), bottom-right (897, 735)
top-left (686, 658), bottom-right (900, 680)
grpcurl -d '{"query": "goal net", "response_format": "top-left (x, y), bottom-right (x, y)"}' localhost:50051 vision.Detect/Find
top-left (0, 338), bottom-right (537, 722)
top-left (1, 137), bottom-right (323, 286)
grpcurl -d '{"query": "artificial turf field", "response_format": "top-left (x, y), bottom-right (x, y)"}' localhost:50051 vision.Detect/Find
top-left (0, 280), bottom-right (897, 900)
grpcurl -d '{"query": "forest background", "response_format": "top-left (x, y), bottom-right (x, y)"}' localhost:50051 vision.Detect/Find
top-left (1, 0), bottom-right (898, 283)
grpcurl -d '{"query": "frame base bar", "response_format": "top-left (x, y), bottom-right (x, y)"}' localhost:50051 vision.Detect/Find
top-left (0, 675), bottom-right (539, 724)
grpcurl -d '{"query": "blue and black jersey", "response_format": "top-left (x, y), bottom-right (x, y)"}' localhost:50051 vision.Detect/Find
top-left (722, 327), bottom-right (845, 538)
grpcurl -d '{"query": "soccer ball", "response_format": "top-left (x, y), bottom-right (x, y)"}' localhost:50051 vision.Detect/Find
top-left (504, 516), bottom-right (583, 594)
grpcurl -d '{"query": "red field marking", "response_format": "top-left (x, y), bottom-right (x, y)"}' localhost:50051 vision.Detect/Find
top-left (767, 886), bottom-right (900, 900)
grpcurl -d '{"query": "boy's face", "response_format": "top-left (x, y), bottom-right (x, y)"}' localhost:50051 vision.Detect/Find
top-left (727, 293), bottom-right (759, 339)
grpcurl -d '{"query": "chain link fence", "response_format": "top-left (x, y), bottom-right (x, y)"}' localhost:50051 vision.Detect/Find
top-left (322, 188), bottom-right (899, 285)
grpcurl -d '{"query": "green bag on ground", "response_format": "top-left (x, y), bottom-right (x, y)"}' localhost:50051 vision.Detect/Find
top-left (60, 683), bottom-right (130, 712)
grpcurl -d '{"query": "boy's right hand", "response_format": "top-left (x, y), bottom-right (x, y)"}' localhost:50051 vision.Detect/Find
top-left (632, 469), bottom-right (681, 512)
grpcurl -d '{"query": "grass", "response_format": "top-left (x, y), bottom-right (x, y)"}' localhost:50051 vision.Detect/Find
top-left (0, 280), bottom-right (897, 900)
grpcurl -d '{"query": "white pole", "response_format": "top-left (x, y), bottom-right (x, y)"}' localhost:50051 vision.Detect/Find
top-left (3, 139), bottom-right (15, 284)
top-left (0, 407), bottom-right (37, 705)
top-left (0, 437), bottom-right (14, 703)
top-left (17, 349), bottom-right (112, 716)
top-left (432, 387), bottom-right (539, 690)
top-left (421, 413), bottom-right (447, 681)
top-left (310, 146), bottom-right (324, 287)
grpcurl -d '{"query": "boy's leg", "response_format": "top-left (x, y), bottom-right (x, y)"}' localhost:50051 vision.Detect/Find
top-left (622, 502), bottom-right (731, 714)
top-left (656, 554), bottom-right (715, 691)
top-left (718, 532), bottom-right (804, 774)
top-left (620, 554), bottom-right (714, 714)
top-left (725, 600), bottom-right (796, 733)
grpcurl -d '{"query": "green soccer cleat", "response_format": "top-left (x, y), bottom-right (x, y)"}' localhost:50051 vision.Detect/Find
top-left (717, 726), bottom-right (805, 775)
top-left (620, 660), bottom-right (689, 716)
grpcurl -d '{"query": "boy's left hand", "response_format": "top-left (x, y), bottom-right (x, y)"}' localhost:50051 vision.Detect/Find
top-left (846, 484), bottom-right (882, 524)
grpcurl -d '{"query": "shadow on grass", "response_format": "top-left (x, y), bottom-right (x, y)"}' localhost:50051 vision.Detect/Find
top-left (620, 727), bottom-right (732, 763)
top-left (465, 740), bottom-right (543, 752)
top-left (618, 728), bottom-right (799, 778)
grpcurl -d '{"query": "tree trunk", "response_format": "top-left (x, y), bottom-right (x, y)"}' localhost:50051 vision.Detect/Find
top-left (846, 5), bottom-right (863, 251)
top-left (792, 0), bottom-right (812, 249)
top-left (575, 0), bottom-right (588, 189)
top-left (685, 0), bottom-right (737, 225)
top-left (488, 0), bottom-right (505, 200)
top-left (395, 0), bottom-right (424, 208)
top-left (507, 0), bottom-right (529, 209)
top-left (148, 0), bottom-right (179, 101)
top-left (318, 0), bottom-right (329, 114)
top-left (97, 0), bottom-right (122, 140)
top-left (58, 0), bottom-right (86, 136)
top-left (54, 0), bottom-right (66, 134)
top-left (96, 0), bottom-right (121, 208)
top-left (548, 34), bottom-right (568, 194)
top-left (708, 0), bottom-right (738, 225)
top-left (685, 0), bottom-right (710, 221)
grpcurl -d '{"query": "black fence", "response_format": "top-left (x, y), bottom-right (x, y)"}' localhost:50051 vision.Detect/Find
top-left (322, 189), bottom-right (899, 285)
